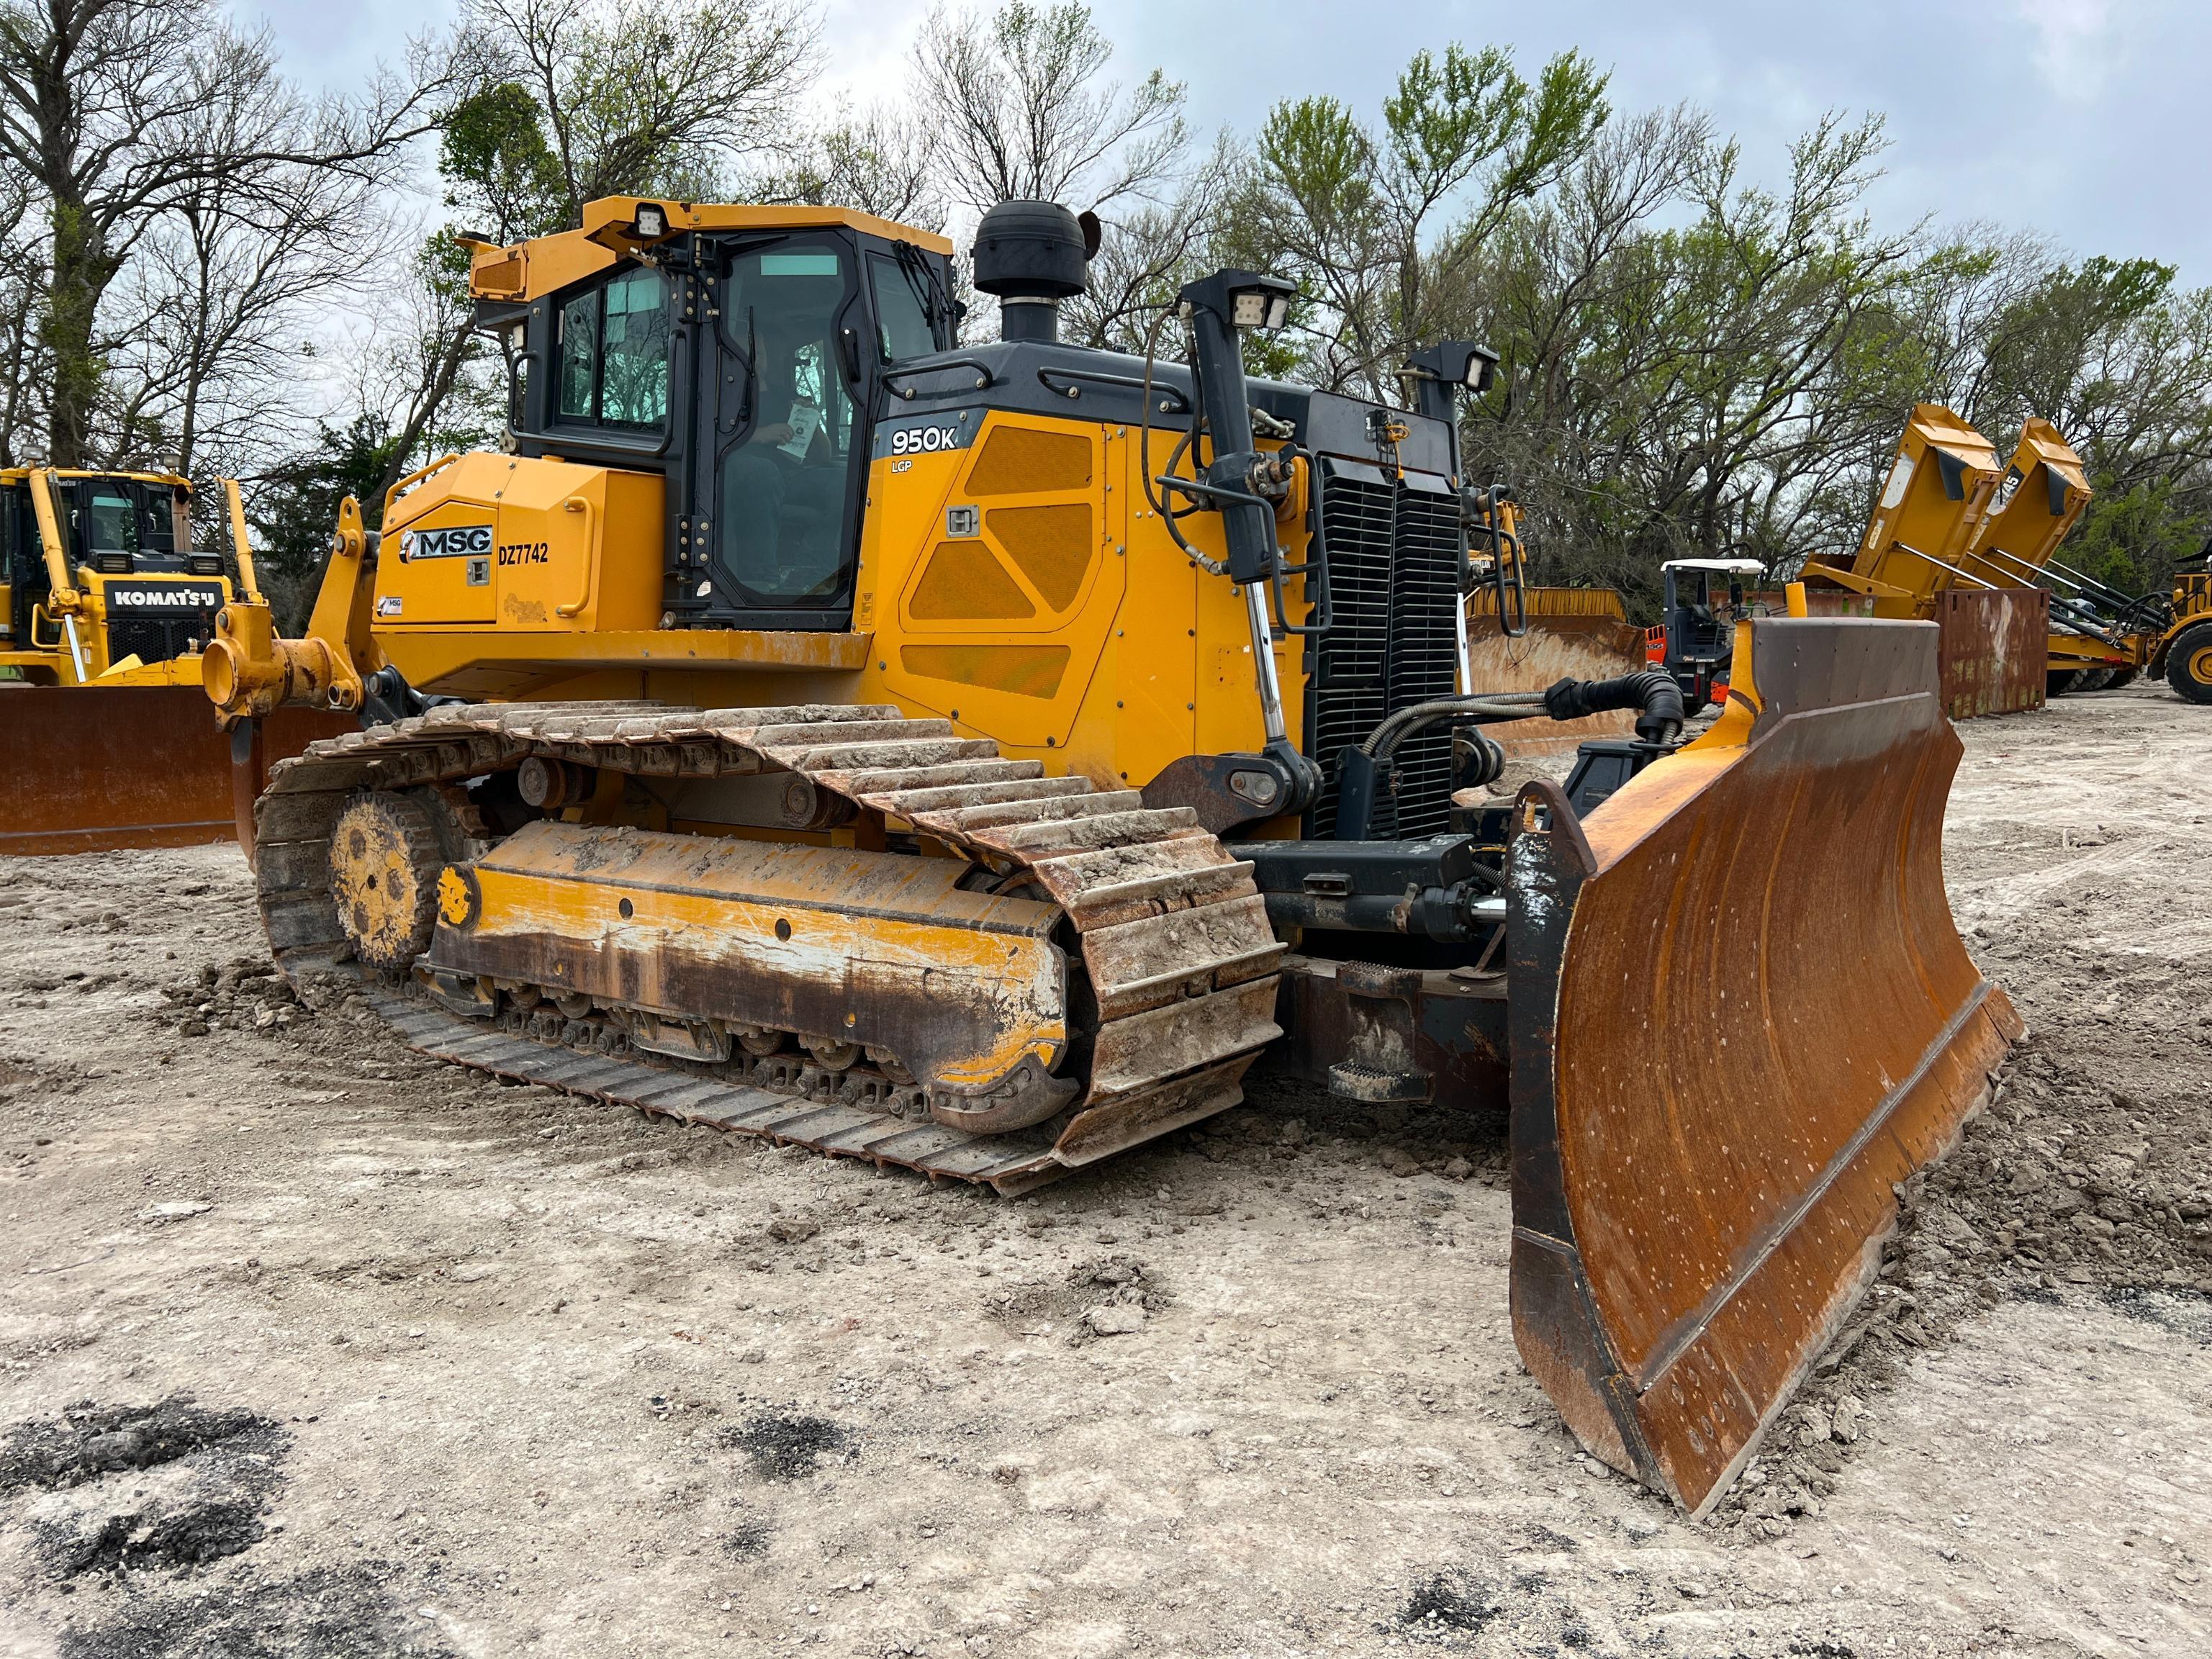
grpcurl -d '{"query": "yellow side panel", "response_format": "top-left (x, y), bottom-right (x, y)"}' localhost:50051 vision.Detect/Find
top-left (376, 453), bottom-right (662, 633)
top-left (1962, 417), bottom-right (2090, 580)
top-left (990, 504), bottom-right (1093, 609)
top-left (1851, 404), bottom-right (2000, 602)
top-left (899, 643), bottom-right (1070, 697)
top-left (910, 540), bottom-right (1037, 619)
top-left (965, 426), bottom-right (1093, 495)
top-left (877, 413), bottom-right (1120, 752)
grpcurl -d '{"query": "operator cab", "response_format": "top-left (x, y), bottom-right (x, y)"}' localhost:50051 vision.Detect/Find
top-left (1658, 557), bottom-right (1766, 707)
top-left (1, 471), bottom-right (214, 659)
top-left (481, 207), bottom-right (957, 632)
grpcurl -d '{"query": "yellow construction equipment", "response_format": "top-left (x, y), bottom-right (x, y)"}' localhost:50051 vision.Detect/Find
top-left (1798, 405), bottom-right (2211, 702)
top-left (202, 196), bottom-right (2015, 1514)
top-left (1, 467), bottom-right (346, 852)
top-left (2157, 560), bottom-right (2212, 702)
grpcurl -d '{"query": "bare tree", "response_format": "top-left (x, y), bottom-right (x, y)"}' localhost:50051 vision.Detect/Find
top-left (757, 106), bottom-right (946, 228)
top-left (473, 0), bottom-right (818, 223)
top-left (914, 1), bottom-right (1188, 214)
top-left (0, 165), bottom-right (40, 466)
top-left (0, 0), bottom-right (467, 467)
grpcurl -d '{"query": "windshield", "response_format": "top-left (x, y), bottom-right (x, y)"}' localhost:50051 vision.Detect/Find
top-left (715, 241), bottom-right (861, 606)
top-left (83, 492), bottom-right (137, 553)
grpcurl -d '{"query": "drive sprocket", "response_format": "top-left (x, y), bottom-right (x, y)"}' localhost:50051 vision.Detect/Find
top-left (328, 790), bottom-right (452, 970)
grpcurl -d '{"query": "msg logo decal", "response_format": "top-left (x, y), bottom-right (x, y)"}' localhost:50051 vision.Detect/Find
top-left (399, 523), bottom-right (495, 561)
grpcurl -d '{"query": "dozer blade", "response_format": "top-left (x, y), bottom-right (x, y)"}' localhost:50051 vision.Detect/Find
top-left (0, 687), bottom-right (351, 856)
top-left (1506, 617), bottom-right (2020, 1515)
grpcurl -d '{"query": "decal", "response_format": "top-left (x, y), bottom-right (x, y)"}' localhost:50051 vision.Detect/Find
top-left (497, 541), bottom-right (551, 566)
top-left (102, 581), bottom-right (223, 612)
top-left (1879, 453), bottom-right (1915, 510)
top-left (376, 595), bottom-right (404, 618)
top-left (888, 423), bottom-right (962, 456)
top-left (1990, 465), bottom-right (2023, 515)
top-left (399, 523), bottom-right (495, 561)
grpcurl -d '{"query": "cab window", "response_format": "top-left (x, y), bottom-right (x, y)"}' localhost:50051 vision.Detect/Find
top-left (556, 266), bottom-right (669, 429)
top-left (868, 252), bottom-right (939, 361)
top-left (83, 492), bottom-right (139, 553)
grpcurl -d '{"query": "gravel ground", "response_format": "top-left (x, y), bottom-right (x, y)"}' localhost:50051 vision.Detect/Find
top-left (0, 681), bottom-right (2206, 1659)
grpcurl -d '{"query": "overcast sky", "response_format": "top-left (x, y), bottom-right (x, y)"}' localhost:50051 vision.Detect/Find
top-left (248, 0), bottom-right (2203, 279)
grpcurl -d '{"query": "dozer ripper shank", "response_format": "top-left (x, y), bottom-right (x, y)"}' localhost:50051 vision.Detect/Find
top-left (205, 196), bottom-right (2015, 1512)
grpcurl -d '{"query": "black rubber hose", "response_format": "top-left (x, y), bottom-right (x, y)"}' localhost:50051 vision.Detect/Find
top-left (1543, 669), bottom-right (1687, 743)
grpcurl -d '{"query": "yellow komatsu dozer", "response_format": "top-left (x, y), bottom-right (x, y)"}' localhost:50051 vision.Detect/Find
top-left (202, 197), bottom-right (2018, 1514)
top-left (0, 466), bottom-right (345, 853)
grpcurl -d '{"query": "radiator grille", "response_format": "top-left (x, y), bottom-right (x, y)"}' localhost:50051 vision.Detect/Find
top-left (1304, 466), bottom-right (1463, 838)
top-left (107, 614), bottom-right (210, 666)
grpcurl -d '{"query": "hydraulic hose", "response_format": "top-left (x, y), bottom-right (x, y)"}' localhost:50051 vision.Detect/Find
top-left (1357, 693), bottom-right (1548, 759)
top-left (1543, 669), bottom-right (1687, 743)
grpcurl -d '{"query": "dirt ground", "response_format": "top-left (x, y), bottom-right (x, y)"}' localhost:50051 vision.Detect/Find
top-left (1, 682), bottom-right (2207, 1659)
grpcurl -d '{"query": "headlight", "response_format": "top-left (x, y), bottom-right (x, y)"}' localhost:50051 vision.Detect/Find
top-left (1231, 287), bottom-right (1291, 331)
top-left (633, 202), bottom-right (667, 239)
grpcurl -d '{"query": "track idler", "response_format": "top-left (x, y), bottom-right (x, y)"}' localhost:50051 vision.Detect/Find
top-left (1506, 617), bottom-right (2020, 1514)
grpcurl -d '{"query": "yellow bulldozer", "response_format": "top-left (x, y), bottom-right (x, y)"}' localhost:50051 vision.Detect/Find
top-left (199, 196), bottom-right (2016, 1515)
top-left (0, 466), bottom-right (344, 852)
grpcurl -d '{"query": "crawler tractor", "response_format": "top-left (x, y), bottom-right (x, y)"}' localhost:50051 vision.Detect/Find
top-left (0, 466), bottom-right (344, 853)
top-left (203, 197), bottom-right (2016, 1514)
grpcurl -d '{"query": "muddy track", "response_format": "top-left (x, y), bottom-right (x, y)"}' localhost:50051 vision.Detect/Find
top-left (250, 700), bottom-right (1285, 1193)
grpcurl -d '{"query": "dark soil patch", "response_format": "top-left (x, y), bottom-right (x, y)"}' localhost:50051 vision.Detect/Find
top-left (54, 1563), bottom-right (450, 1659)
top-left (0, 1398), bottom-right (281, 1495)
top-left (1395, 1572), bottom-right (1501, 1638)
top-left (53, 1498), bottom-right (263, 1578)
top-left (720, 1412), bottom-right (851, 1481)
top-left (723, 1515), bottom-right (773, 1559)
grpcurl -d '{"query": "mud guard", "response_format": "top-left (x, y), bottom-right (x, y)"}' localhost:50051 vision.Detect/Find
top-left (1505, 618), bottom-right (2021, 1514)
top-left (0, 687), bottom-right (352, 857)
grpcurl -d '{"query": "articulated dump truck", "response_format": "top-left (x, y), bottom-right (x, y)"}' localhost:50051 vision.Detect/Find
top-left (201, 197), bottom-right (2018, 1514)
top-left (0, 466), bottom-right (346, 853)
top-left (1799, 404), bottom-right (2212, 700)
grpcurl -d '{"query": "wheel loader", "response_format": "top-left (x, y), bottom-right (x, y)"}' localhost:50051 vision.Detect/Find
top-left (0, 466), bottom-right (347, 853)
top-left (200, 196), bottom-right (2016, 1515)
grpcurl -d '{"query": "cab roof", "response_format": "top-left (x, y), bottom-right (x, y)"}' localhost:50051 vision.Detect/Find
top-left (466, 196), bottom-right (954, 304)
top-left (1, 467), bottom-right (191, 489)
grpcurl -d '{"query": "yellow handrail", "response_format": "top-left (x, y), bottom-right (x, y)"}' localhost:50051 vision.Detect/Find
top-left (223, 477), bottom-right (263, 605)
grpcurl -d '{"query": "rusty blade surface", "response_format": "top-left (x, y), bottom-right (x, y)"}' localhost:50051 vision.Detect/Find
top-left (0, 687), bottom-right (349, 856)
top-left (1507, 618), bottom-right (2021, 1514)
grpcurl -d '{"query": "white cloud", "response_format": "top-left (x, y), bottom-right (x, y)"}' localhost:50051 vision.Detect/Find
top-left (2011, 0), bottom-right (2123, 101)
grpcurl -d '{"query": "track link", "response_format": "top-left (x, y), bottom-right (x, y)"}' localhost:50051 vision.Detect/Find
top-left (252, 701), bottom-right (1285, 1193)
